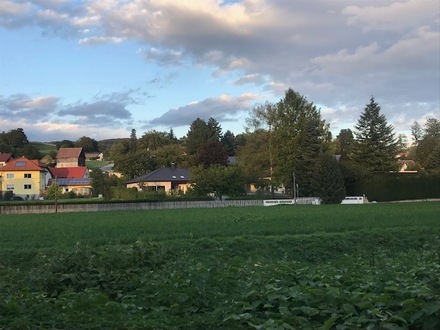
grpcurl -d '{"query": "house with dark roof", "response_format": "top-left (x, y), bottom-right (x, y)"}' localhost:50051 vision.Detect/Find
top-left (126, 166), bottom-right (190, 194)
top-left (48, 167), bottom-right (92, 196)
top-left (0, 156), bottom-right (47, 199)
top-left (56, 148), bottom-right (86, 167)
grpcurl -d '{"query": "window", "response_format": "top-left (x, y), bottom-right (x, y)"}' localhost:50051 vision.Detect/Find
top-left (15, 161), bottom-right (26, 167)
top-left (6, 173), bottom-right (14, 179)
top-left (24, 184), bottom-right (32, 190)
top-left (6, 184), bottom-right (14, 190)
top-left (24, 173), bottom-right (32, 178)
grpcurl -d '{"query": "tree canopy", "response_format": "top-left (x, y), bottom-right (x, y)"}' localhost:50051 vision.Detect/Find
top-left (352, 97), bottom-right (397, 172)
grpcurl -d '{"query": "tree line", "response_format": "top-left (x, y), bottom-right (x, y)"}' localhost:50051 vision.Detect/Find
top-left (2, 88), bottom-right (439, 202)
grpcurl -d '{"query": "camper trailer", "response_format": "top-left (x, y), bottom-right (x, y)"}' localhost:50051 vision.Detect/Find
top-left (341, 196), bottom-right (369, 204)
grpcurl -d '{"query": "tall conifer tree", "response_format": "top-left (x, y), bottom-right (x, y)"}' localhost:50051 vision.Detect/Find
top-left (352, 97), bottom-right (397, 172)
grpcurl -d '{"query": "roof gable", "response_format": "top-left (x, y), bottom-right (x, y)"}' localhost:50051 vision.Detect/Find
top-left (57, 148), bottom-right (85, 159)
top-left (0, 153), bottom-right (13, 163)
top-left (127, 167), bottom-right (190, 184)
top-left (0, 157), bottom-right (45, 171)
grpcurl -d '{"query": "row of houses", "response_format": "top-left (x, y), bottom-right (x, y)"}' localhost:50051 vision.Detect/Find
top-left (0, 148), bottom-right (92, 200)
top-left (0, 148), bottom-right (192, 200)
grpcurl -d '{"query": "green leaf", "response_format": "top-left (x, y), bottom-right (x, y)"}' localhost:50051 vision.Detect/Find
top-left (422, 300), bottom-right (440, 316)
top-left (323, 314), bottom-right (340, 330)
top-left (342, 303), bottom-right (358, 315)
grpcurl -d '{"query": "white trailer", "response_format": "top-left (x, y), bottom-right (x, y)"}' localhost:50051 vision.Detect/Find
top-left (341, 196), bottom-right (369, 204)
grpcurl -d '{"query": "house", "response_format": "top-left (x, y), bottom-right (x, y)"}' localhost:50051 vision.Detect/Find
top-left (47, 167), bottom-right (92, 196)
top-left (0, 153), bottom-right (13, 167)
top-left (0, 156), bottom-right (47, 199)
top-left (56, 148), bottom-right (86, 167)
top-left (126, 166), bottom-right (190, 193)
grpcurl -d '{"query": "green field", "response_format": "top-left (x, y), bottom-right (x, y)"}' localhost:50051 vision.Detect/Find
top-left (1, 203), bottom-right (439, 329)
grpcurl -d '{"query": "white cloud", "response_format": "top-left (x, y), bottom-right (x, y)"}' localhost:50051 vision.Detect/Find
top-left (147, 92), bottom-right (259, 128)
top-left (0, 0), bottom-right (438, 139)
top-left (342, 0), bottom-right (439, 32)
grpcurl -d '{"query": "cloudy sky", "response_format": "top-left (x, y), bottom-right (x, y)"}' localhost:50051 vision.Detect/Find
top-left (0, 0), bottom-right (439, 142)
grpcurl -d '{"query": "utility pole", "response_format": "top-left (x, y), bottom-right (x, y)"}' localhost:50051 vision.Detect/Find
top-left (54, 177), bottom-right (58, 213)
top-left (293, 171), bottom-right (296, 205)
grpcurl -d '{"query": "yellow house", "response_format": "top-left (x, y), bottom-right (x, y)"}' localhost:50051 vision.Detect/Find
top-left (47, 167), bottom-right (92, 196)
top-left (0, 157), bottom-right (47, 200)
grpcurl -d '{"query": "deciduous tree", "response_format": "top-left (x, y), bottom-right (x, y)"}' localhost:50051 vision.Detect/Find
top-left (190, 165), bottom-right (245, 199)
top-left (75, 136), bottom-right (99, 152)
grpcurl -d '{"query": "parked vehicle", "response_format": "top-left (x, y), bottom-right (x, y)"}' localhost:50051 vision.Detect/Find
top-left (341, 196), bottom-right (369, 204)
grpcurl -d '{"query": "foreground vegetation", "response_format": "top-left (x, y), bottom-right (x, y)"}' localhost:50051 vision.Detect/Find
top-left (0, 203), bottom-right (439, 329)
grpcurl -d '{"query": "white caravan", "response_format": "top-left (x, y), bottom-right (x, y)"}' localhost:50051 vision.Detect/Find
top-left (341, 196), bottom-right (369, 204)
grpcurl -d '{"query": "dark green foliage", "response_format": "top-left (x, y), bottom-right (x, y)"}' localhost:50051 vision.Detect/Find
top-left (347, 172), bottom-right (440, 201)
top-left (90, 169), bottom-right (114, 199)
top-left (426, 143), bottom-right (440, 170)
top-left (236, 129), bottom-right (272, 186)
top-left (294, 117), bottom-right (327, 196)
top-left (272, 89), bottom-right (329, 196)
top-left (75, 136), bottom-right (99, 152)
top-left (0, 128), bottom-right (30, 156)
top-left (129, 128), bottom-right (137, 154)
top-left (189, 164), bottom-right (245, 199)
top-left (0, 203), bottom-right (439, 329)
top-left (312, 153), bottom-right (346, 203)
top-left (186, 117), bottom-right (222, 156)
top-left (196, 140), bottom-right (229, 167)
top-left (336, 128), bottom-right (354, 158)
top-left (21, 144), bottom-right (42, 159)
top-left (415, 118), bottom-right (440, 170)
top-left (138, 130), bottom-right (173, 152)
top-left (352, 97), bottom-right (398, 172)
top-left (55, 139), bottom-right (75, 149)
top-left (221, 130), bottom-right (237, 156)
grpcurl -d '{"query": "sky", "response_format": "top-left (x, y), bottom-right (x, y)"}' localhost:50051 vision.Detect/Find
top-left (0, 0), bottom-right (439, 142)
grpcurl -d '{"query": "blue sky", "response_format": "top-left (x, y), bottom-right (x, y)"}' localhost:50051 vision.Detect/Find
top-left (0, 0), bottom-right (439, 142)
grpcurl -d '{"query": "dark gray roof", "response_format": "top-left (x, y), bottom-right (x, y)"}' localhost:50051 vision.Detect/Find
top-left (48, 178), bottom-right (91, 186)
top-left (126, 167), bottom-right (190, 184)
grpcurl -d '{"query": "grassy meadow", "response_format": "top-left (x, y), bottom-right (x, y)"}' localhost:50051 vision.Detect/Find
top-left (0, 203), bottom-right (439, 329)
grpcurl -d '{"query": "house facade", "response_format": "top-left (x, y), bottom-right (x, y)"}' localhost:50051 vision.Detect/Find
top-left (0, 157), bottom-right (47, 199)
top-left (126, 166), bottom-right (190, 194)
top-left (48, 167), bottom-right (92, 196)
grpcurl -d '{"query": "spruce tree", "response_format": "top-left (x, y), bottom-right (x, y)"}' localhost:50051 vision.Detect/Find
top-left (352, 97), bottom-right (397, 172)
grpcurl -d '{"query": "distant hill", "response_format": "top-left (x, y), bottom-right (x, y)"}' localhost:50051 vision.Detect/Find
top-left (30, 142), bottom-right (57, 156)
top-left (98, 138), bottom-right (129, 152)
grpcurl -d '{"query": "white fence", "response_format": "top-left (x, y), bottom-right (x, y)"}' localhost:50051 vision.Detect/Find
top-left (263, 198), bottom-right (321, 206)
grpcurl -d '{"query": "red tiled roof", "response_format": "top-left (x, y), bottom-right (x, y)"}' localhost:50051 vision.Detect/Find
top-left (0, 157), bottom-right (45, 171)
top-left (48, 167), bottom-right (88, 179)
top-left (57, 148), bottom-right (84, 159)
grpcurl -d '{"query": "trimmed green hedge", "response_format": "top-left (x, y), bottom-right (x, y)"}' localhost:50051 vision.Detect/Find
top-left (346, 172), bottom-right (440, 201)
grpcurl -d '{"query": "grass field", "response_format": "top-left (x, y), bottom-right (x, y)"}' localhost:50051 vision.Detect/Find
top-left (31, 142), bottom-right (57, 156)
top-left (0, 203), bottom-right (439, 329)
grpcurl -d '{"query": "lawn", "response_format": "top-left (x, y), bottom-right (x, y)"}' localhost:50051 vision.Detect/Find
top-left (0, 203), bottom-right (439, 329)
